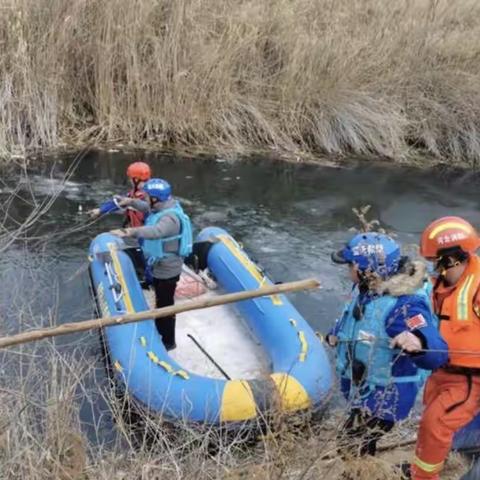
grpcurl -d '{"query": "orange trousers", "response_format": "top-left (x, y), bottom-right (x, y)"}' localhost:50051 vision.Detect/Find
top-left (411, 369), bottom-right (480, 479)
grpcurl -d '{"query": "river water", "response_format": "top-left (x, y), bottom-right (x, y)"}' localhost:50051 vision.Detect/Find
top-left (1, 150), bottom-right (479, 445)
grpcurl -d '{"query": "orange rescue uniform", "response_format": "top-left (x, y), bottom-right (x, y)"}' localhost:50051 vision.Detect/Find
top-left (412, 255), bottom-right (480, 479)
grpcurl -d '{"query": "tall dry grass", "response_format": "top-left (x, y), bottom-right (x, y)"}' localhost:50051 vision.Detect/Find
top-left (0, 337), bottom-right (410, 480)
top-left (0, 335), bottom-right (467, 480)
top-left (1, 0), bottom-right (480, 165)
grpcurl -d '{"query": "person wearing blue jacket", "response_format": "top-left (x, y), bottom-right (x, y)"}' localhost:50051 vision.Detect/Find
top-left (328, 232), bottom-right (448, 459)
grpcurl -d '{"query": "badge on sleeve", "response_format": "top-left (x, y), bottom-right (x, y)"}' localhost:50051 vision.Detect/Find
top-left (406, 313), bottom-right (427, 331)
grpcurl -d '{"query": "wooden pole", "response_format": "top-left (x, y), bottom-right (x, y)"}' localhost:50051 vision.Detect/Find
top-left (0, 278), bottom-right (320, 350)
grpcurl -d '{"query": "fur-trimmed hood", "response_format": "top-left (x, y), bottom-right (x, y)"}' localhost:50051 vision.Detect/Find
top-left (372, 260), bottom-right (428, 297)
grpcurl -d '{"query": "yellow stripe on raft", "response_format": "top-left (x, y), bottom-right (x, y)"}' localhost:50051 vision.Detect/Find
top-left (147, 351), bottom-right (160, 364)
top-left (270, 373), bottom-right (310, 411)
top-left (218, 235), bottom-right (282, 306)
top-left (108, 243), bottom-right (135, 314)
top-left (220, 380), bottom-right (257, 422)
top-left (147, 352), bottom-right (190, 379)
top-left (298, 331), bottom-right (308, 362)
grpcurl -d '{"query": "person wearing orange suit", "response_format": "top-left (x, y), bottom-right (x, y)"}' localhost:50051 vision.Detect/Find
top-left (411, 216), bottom-right (480, 480)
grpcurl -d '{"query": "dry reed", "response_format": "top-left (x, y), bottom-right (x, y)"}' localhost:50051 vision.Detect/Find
top-left (0, 0), bottom-right (480, 165)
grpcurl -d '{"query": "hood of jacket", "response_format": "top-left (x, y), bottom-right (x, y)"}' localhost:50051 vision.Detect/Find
top-left (371, 260), bottom-right (428, 297)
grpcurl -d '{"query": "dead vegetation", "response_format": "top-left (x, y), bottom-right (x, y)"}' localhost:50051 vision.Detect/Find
top-left (0, 327), bottom-right (469, 480)
top-left (1, 0), bottom-right (480, 165)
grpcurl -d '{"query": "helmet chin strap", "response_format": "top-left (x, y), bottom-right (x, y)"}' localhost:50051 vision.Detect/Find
top-left (132, 178), bottom-right (141, 192)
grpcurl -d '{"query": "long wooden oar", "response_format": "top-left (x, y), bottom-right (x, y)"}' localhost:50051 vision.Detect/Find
top-left (0, 278), bottom-right (320, 350)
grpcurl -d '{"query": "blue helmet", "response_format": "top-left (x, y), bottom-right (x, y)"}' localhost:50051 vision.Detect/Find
top-left (143, 178), bottom-right (172, 202)
top-left (331, 232), bottom-right (401, 278)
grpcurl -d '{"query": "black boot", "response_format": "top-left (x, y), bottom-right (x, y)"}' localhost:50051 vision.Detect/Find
top-left (393, 462), bottom-right (411, 479)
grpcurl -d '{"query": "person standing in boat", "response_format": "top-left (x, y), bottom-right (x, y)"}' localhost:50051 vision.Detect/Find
top-left (88, 161), bottom-right (151, 227)
top-left (111, 178), bottom-right (193, 351)
top-left (410, 217), bottom-right (480, 480)
top-left (328, 232), bottom-right (448, 459)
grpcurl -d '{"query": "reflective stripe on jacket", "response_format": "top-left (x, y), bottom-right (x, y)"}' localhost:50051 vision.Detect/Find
top-left (435, 255), bottom-right (480, 368)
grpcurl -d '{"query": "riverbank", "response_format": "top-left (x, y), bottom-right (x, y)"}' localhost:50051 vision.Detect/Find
top-left (2, 0), bottom-right (480, 168)
top-left (0, 339), bottom-right (468, 480)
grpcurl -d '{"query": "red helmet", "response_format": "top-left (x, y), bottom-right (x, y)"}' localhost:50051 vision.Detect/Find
top-left (126, 162), bottom-right (151, 181)
top-left (420, 216), bottom-right (480, 258)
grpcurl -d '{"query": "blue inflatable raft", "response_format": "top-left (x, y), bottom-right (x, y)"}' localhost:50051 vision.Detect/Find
top-left (88, 226), bottom-right (332, 426)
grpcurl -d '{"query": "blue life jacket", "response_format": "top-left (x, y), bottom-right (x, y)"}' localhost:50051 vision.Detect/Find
top-left (335, 283), bottom-right (433, 399)
top-left (142, 202), bottom-right (193, 263)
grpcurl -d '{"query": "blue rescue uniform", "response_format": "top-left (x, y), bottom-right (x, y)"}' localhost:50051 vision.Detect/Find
top-left (332, 285), bottom-right (448, 423)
